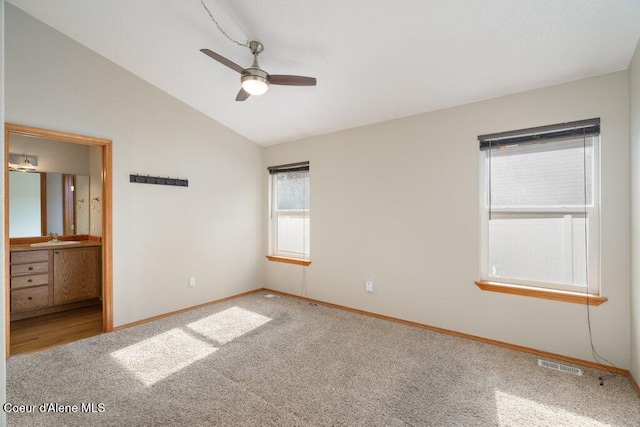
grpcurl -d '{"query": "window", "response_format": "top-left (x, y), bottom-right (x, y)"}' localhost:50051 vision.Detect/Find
top-left (479, 119), bottom-right (600, 294)
top-left (268, 162), bottom-right (310, 261)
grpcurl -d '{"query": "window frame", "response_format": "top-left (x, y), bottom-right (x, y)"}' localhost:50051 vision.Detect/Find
top-left (268, 165), bottom-right (310, 261)
top-left (479, 135), bottom-right (600, 295)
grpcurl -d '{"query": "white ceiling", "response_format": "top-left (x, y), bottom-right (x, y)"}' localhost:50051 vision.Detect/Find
top-left (7, 0), bottom-right (640, 146)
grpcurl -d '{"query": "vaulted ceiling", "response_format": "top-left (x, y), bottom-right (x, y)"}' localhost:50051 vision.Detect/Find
top-left (7, 0), bottom-right (640, 146)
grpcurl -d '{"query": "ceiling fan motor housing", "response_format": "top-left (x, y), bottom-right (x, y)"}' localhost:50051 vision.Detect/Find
top-left (249, 40), bottom-right (264, 55)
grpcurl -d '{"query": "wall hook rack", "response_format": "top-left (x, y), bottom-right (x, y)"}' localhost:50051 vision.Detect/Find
top-left (130, 174), bottom-right (189, 187)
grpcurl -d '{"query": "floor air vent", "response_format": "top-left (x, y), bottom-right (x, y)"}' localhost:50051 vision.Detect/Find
top-left (538, 359), bottom-right (582, 376)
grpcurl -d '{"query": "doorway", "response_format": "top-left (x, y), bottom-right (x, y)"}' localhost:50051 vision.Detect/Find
top-left (4, 123), bottom-right (113, 357)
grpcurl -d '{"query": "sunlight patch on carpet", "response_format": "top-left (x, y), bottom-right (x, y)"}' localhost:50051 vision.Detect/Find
top-left (186, 306), bottom-right (272, 345)
top-left (493, 390), bottom-right (608, 426)
top-left (111, 328), bottom-right (217, 386)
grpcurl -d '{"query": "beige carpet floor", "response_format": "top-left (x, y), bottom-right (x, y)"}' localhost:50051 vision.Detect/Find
top-left (6, 292), bottom-right (640, 426)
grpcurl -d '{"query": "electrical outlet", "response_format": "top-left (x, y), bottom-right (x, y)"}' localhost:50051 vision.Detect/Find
top-left (189, 277), bottom-right (196, 287)
top-left (365, 281), bottom-right (374, 292)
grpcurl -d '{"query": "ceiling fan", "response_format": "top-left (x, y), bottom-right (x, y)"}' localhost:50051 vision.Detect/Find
top-left (201, 41), bottom-right (317, 101)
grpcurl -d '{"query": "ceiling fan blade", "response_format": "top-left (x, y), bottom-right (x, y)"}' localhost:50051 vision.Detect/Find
top-left (236, 88), bottom-right (250, 102)
top-left (200, 49), bottom-right (245, 74)
top-left (268, 75), bottom-right (317, 86)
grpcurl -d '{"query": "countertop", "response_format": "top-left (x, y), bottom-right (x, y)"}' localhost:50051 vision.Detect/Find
top-left (10, 240), bottom-right (102, 252)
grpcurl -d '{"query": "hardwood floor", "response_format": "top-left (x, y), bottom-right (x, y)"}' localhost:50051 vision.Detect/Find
top-left (10, 304), bottom-right (103, 356)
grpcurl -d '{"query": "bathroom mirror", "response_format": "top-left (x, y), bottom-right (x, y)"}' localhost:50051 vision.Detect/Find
top-left (7, 129), bottom-right (102, 239)
top-left (9, 171), bottom-right (90, 237)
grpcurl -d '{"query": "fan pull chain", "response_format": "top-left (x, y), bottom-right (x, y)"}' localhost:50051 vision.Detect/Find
top-left (200, 0), bottom-right (249, 48)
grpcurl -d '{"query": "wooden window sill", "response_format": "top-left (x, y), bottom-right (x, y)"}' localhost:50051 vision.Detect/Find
top-left (266, 256), bottom-right (311, 266)
top-left (475, 281), bottom-right (607, 306)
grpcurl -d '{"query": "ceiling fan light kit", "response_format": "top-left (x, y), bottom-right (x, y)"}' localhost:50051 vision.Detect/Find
top-left (241, 69), bottom-right (269, 95)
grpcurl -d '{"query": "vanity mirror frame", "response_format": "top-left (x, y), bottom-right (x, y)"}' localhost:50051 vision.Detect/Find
top-left (4, 123), bottom-right (113, 358)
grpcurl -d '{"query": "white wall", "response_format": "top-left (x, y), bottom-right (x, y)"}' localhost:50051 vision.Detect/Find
top-left (0, 1), bottom-right (7, 423)
top-left (5, 5), bottom-right (264, 326)
top-left (629, 38), bottom-right (640, 382)
top-left (264, 71), bottom-right (632, 368)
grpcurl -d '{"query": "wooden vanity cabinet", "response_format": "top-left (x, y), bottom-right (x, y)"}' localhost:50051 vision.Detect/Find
top-left (9, 245), bottom-right (101, 318)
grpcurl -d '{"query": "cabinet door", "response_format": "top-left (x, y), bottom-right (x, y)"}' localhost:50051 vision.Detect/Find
top-left (53, 247), bottom-right (101, 305)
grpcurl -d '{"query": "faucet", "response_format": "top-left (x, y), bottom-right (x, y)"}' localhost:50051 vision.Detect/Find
top-left (49, 232), bottom-right (59, 242)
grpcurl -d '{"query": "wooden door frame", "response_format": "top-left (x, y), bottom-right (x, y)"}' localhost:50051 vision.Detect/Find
top-left (5, 123), bottom-right (113, 358)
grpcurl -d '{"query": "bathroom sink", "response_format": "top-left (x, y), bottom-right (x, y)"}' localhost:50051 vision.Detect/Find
top-left (30, 240), bottom-right (82, 247)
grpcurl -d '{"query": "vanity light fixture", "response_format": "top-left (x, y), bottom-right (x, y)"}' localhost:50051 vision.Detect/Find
top-left (8, 154), bottom-right (37, 172)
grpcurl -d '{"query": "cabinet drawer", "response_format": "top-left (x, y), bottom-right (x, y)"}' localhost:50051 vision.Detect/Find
top-left (11, 250), bottom-right (48, 264)
top-left (11, 262), bottom-right (48, 276)
top-left (11, 274), bottom-right (49, 289)
top-left (11, 286), bottom-right (49, 312)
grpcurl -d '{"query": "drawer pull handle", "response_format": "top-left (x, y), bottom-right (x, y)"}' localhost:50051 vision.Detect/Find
top-left (28, 279), bottom-right (33, 283)
top-left (27, 297), bottom-right (33, 301)
top-left (28, 267), bottom-right (34, 271)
